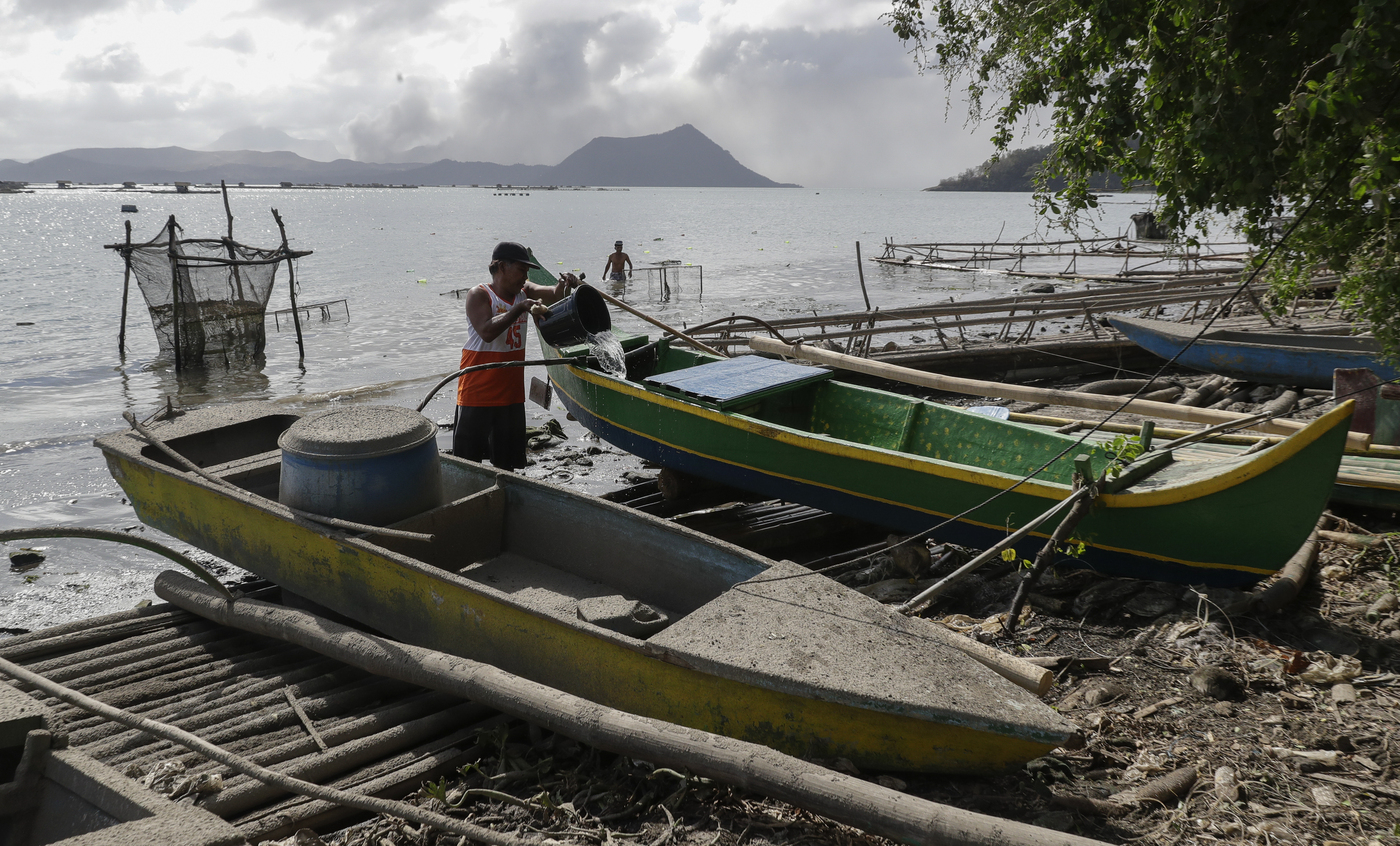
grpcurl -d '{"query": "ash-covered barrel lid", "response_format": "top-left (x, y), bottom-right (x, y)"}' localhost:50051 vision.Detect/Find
top-left (279, 405), bottom-right (437, 459)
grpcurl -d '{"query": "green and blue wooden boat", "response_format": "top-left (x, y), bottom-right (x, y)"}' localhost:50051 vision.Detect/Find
top-left (543, 330), bottom-right (1354, 588)
top-left (95, 402), bottom-right (1076, 774)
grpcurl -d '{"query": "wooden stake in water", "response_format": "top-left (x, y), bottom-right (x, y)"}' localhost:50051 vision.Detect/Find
top-left (118, 219), bottom-right (132, 357)
top-left (856, 241), bottom-right (871, 311)
top-left (272, 208), bottom-right (306, 366)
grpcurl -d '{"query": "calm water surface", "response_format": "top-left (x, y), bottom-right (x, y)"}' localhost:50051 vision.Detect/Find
top-left (0, 186), bottom-right (1152, 629)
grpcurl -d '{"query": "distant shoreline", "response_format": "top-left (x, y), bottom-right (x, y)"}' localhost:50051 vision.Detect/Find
top-left (0, 125), bottom-right (800, 190)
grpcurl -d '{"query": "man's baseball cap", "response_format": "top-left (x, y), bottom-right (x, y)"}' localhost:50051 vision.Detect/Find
top-left (615, 240), bottom-right (623, 247)
top-left (491, 241), bottom-right (541, 269)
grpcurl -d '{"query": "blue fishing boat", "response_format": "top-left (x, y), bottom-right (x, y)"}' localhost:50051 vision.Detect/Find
top-left (1108, 315), bottom-right (1398, 389)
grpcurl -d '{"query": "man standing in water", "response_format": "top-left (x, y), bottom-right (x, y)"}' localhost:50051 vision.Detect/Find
top-left (604, 240), bottom-right (632, 283)
top-left (455, 241), bottom-right (577, 469)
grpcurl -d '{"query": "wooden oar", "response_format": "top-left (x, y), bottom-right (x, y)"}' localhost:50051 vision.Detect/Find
top-left (749, 337), bottom-right (1371, 450)
top-left (590, 285), bottom-right (728, 358)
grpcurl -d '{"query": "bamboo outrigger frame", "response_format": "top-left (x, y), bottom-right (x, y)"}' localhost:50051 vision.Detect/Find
top-left (691, 273), bottom-right (1342, 357)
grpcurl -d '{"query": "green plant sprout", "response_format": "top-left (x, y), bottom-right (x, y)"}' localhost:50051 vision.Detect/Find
top-left (1102, 434), bottom-right (1145, 480)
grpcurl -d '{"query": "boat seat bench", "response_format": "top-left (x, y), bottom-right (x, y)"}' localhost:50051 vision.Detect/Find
top-left (458, 552), bottom-right (675, 638)
top-left (202, 449), bottom-right (283, 500)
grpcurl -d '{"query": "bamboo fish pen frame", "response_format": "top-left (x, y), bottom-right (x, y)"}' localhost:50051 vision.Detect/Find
top-left (691, 273), bottom-right (1343, 358)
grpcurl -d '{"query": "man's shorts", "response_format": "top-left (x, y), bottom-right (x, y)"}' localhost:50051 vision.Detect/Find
top-left (609, 271), bottom-right (627, 282)
top-left (452, 403), bottom-right (527, 470)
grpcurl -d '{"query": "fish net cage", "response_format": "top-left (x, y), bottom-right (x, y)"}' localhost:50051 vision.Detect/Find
top-left (117, 217), bottom-right (297, 366)
top-left (635, 260), bottom-right (703, 302)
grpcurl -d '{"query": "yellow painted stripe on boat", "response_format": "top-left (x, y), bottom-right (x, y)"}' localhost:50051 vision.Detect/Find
top-left (552, 369), bottom-right (1274, 576)
top-left (1099, 400), bottom-right (1354, 508)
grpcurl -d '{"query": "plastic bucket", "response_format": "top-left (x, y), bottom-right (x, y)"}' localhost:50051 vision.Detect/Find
top-left (536, 284), bottom-right (611, 347)
top-left (279, 405), bottom-right (442, 526)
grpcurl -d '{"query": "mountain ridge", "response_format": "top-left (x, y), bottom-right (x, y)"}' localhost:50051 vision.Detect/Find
top-left (0, 125), bottom-right (799, 188)
top-left (204, 127), bottom-right (343, 162)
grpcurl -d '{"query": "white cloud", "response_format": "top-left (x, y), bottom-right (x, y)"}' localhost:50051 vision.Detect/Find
top-left (198, 28), bottom-right (256, 53)
top-left (10, 0), bottom-right (131, 26)
top-left (65, 43), bottom-right (146, 83)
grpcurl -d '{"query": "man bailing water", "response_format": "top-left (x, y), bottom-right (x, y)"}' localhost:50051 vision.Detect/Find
top-left (455, 241), bottom-right (577, 469)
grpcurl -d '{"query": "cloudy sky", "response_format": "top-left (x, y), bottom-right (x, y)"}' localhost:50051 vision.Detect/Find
top-left (1, 0), bottom-right (1017, 187)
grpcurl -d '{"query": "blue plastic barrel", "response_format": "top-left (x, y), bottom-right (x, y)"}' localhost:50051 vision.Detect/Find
top-left (278, 405), bottom-right (442, 526)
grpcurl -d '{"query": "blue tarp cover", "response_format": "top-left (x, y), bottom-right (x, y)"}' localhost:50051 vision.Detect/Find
top-left (643, 355), bottom-right (831, 405)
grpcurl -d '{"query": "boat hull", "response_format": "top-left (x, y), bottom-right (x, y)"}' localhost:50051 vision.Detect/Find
top-left (97, 406), bottom-right (1074, 774)
top-left (546, 344), bottom-right (1352, 587)
top-left (1110, 315), bottom-right (1400, 389)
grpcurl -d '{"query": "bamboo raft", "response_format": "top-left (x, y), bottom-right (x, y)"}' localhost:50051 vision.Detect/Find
top-left (0, 590), bottom-right (503, 842)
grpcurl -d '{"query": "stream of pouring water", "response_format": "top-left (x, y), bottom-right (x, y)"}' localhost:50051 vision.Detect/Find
top-left (586, 330), bottom-right (628, 379)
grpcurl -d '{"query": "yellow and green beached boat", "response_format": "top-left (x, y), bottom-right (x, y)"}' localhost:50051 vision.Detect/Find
top-left (542, 328), bottom-right (1354, 588)
top-left (96, 402), bottom-right (1076, 774)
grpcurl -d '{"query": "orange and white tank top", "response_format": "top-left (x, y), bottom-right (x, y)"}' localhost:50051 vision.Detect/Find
top-left (456, 284), bottom-right (528, 407)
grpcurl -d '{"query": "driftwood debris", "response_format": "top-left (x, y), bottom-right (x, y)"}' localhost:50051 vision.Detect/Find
top-left (1051, 767), bottom-right (1199, 817)
top-left (1228, 514), bottom-right (1334, 616)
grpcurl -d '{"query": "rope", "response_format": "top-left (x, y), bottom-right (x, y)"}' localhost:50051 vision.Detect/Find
top-left (0, 527), bottom-right (234, 601)
top-left (414, 341), bottom-right (663, 412)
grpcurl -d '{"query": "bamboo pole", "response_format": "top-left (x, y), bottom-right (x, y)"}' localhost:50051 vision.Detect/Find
top-left (166, 214), bottom-right (182, 370)
top-left (118, 219), bottom-right (132, 356)
top-left (220, 180), bottom-right (246, 301)
top-left (1006, 487), bottom-right (1097, 633)
top-left (906, 618), bottom-right (1054, 696)
top-left (691, 278), bottom-right (1340, 343)
top-left (592, 285), bottom-right (727, 357)
top-left (749, 337), bottom-right (1371, 450)
top-left (697, 298), bottom-right (1220, 346)
top-left (271, 208), bottom-right (306, 364)
top-left (896, 490), bottom-right (1089, 615)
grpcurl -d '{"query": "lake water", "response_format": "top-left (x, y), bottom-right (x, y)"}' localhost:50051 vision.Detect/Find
top-left (0, 186), bottom-right (1153, 630)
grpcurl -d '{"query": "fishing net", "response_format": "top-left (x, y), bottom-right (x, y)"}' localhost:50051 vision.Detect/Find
top-left (633, 261), bottom-right (702, 303)
top-left (121, 220), bottom-right (284, 365)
